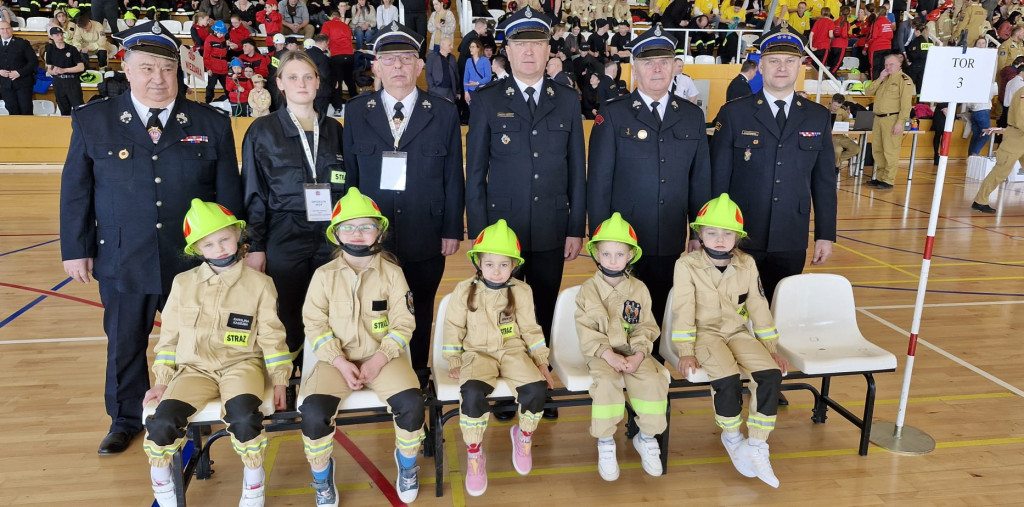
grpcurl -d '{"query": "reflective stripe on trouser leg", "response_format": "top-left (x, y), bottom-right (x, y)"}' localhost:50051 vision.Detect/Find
top-left (747, 368), bottom-right (782, 441)
top-left (459, 414), bottom-right (490, 445)
top-left (975, 128), bottom-right (1024, 205)
top-left (302, 433), bottom-right (335, 468)
top-left (710, 374), bottom-right (743, 434)
top-left (625, 358), bottom-right (670, 436)
top-left (514, 380), bottom-right (547, 433)
top-left (587, 358), bottom-right (627, 439)
top-left (394, 425), bottom-right (426, 453)
top-left (143, 435), bottom-right (187, 468)
top-left (232, 434), bottom-right (268, 469)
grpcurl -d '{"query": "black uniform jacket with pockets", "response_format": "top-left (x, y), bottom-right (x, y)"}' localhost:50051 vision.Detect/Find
top-left (465, 76), bottom-right (587, 252)
top-left (60, 93), bottom-right (243, 294)
top-left (710, 90), bottom-right (837, 253)
top-left (342, 88), bottom-right (465, 262)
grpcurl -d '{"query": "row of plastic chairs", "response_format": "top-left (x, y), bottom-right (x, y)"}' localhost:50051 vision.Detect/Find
top-left (0, 100), bottom-right (58, 116)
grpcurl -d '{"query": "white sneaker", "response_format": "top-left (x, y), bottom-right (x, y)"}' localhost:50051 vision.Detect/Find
top-left (597, 440), bottom-right (619, 481)
top-left (721, 433), bottom-right (756, 478)
top-left (631, 434), bottom-right (663, 477)
top-left (740, 440), bottom-right (780, 488)
top-left (152, 478), bottom-right (177, 507)
top-left (239, 478), bottom-right (265, 507)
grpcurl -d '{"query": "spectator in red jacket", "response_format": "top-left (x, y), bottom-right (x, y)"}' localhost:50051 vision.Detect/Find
top-left (228, 13), bottom-right (249, 56)
top-left (320, 8), bottom-right (357, 113)
top-left (256, 0), bottom-right (283, 45)
top-left (204, 20), bottom-right (231, 103)
top-left (226, 59), bottom-right (255, 115)
top-left (191, 11), bottom-right (212, 52)
top-left (829, 5), bottom-right (851, 75)
top-left (867, 6), bottom-right (893, 79)
top-left (238, 38), bottom-right (269, 76)
top-left (808, 7), bottom-right (835, 69)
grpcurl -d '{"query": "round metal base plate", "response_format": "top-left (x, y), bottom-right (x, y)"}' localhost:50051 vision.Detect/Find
top-left (869, 422), bottom-right (936, 455)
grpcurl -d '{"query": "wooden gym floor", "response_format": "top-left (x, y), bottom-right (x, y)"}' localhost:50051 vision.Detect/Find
top-left (2, 162), bottom-right (1024, 506)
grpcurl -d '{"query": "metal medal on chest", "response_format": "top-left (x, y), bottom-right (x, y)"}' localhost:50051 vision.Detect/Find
top-left (501, 134), bottom-right (511, 145)
top-left (637, 129), bottom-right (648, 140)
top-left (118, 149), bottom-right (129, 160)
top-left (744, 148), bottom-right (751, 161)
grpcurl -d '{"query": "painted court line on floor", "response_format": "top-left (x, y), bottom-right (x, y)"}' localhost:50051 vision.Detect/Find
top-left (859, 300), bottom-right (1024, 310)
top-left (0, 334), bottom-right (159, 345)
top-left (857, 309), bottom-right (1024, 399)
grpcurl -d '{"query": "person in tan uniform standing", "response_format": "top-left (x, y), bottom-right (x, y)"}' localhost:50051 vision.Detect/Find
top-left (830, 93), bottom-right (860, 172)
top-left (670, 194), bottom-right (789, 489)
top-left (299, 187), bottom-right (425, 506)
top-left (575, 212), bottom-right (669, 482)
top-left (443, 219), bottom-right (554, 497)
top-left (142, 199), bottom-right (291, 507)
top-left (864, 54), bottom-right (914, 189)
top-left (972, 90), bottom-right (1024, 213)
top-left (998, 27), bottom-right (1024, 73)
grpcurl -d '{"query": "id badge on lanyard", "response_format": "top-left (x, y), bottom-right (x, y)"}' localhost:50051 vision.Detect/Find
top-left (288, 108), bottom-right (330, 221)
top-left (380, 103), bottom-right (409, 191)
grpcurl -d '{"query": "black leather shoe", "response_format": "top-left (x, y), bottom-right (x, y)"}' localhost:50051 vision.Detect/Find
top-left (875, 181), bottom-right (894, 189)
top-left (542, 406), bottom-right (559, 420)
top-left (972, 202), bottom-right (997, 214)
top-left (98, 431), bottom-right (135, 455)
top-left (863, 179), bottom-right (880, 187)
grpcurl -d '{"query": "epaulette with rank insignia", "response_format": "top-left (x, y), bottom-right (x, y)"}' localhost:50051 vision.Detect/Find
top-left (423, 89), bottom-right (454, 104)
top-left (548, 78), bottom-right (576, 91)
top-left (76, 96), bottom-right (110, 108)
top-left (476, 77), bottom-right (507, 92)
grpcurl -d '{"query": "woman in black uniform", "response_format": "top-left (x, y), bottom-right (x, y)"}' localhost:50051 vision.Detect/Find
top-left (241, 50), bottom-right (350, 376)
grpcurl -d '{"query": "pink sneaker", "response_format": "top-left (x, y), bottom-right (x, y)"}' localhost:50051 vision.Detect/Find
top-left (465, 451), bottom-right (487, 496)
top-left (510, 425), bottom-right (533, 475)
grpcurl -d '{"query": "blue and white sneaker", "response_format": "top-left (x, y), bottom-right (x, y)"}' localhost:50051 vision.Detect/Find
top-left (310, 457), bottom-right (339, 507)
top-left (394, 449), bottom-right (421, 503)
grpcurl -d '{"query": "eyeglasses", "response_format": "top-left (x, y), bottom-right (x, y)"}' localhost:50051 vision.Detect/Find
top-left (377, 54), bottom-right (419, 66)
top-left (337, 224), bottom-right (381, 235)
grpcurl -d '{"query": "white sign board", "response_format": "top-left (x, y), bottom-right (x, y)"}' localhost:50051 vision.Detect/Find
top-left (919, 47), bottom-right (998, 102)
top-left (180, 46), bottom-right (205, 80)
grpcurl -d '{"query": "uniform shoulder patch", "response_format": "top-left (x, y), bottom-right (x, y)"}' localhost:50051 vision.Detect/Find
top-left (476, 77), bottom-right (506, 92)
top-left (76, 96), bottom-right (110, 109)
top-left (548, 78), bottom-right (576, 91)
top-left (422, 89), bottom-right (454, 104)
top-left (594, 114), bottom-right (604, 125)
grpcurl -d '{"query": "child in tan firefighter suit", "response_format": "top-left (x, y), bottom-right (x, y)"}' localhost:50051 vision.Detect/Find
top-left (299, 187), bottom-right (425, 506)
top-left (575, 212), bottom-right (670, 482)
top-left (142, 199), bottom-right (291, 507)
top-left (670, 194), bottom-right (790, 489)
top-left (443, 219), bottom-right (555, 497)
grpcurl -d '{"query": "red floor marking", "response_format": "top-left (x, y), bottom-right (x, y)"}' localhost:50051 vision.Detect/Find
top-left (0, 281), bottom-right (104, 308)
top-left (0, 282), bottom-right (161, 327)
top-left (940, 216), bottom-right (1015, 238)
top-left (333, 429), bottom-right (405, 506)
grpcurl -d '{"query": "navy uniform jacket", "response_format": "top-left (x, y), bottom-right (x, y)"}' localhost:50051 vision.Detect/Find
top-left (710, 90), bottom-right (837, 253)
top-left (343, 88), bottom-right (465, 262)
top-left (588, 90), bottom-right (712, 256)
top-left (726, 73), bottom-right (752, 102)
top-left (465, 76), bottom-right (587, 252)
top-left (59, 93), bottom-right (243, 295)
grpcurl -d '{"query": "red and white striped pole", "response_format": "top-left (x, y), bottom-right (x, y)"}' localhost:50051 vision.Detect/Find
top-left (869, 104), bottom-right (955, 454)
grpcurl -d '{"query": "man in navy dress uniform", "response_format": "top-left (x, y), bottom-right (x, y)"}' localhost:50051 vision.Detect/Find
top-left (465, 6), bottom-right (586, 343)
top-left (59, 21), bottom-right (242, 454)
top-left (710, 26), bottom-right (837, 305)
top-left (587, 25), bottom-right (712, 332)
top-left (343, 22), bottom-right (465, 376)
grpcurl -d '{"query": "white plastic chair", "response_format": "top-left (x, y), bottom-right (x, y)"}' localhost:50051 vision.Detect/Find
top-left (163, 20), bottom-right (184, 34)
top-left (256, 23), bottom-right (266, 36)
top-left (116, 19), bottom-right (129, 32)
top-left (32, 100), bottom-right (56, 116)
top-left (24, 16), bottom-right (50, 31)
top-left (0, 100), bottom-right (9, 115)
top-left (740, 33), bottom-right (758, 47)
top-left (183, 20), bottom-right (194, 34)
top-left (682, 55), bottom-right (694, 65)
top-left (14, 16), bottom-right (26, 29)
top-left (772, 274), bottom-right (897, 375)
top-left (693, 55), bottom-right (717, 65)
top-left (841, 56), bottom-right (860, 70)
